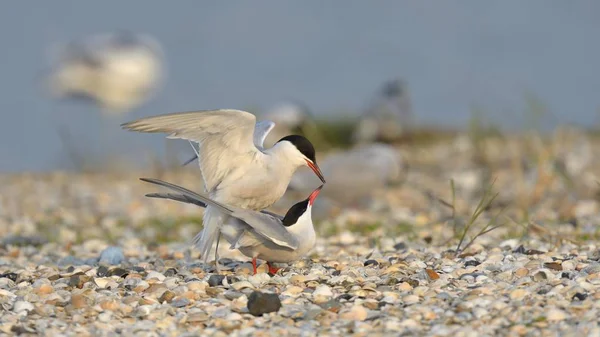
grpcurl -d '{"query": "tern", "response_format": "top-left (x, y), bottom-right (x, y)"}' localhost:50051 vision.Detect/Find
top-left (353, 79), bottom-right (413, 144)
top-left (141, 177), bottom-right (322, 275)
top-left (121, 109), bottom-right (326, 266)
top-left (45, 31), bottom-right (164, 114)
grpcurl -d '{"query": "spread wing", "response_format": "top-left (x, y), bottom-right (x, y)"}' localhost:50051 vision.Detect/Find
top-left (140, 178), bottom-right (297, 249)
top-left (180, 119), bottom-right (275, 167)
top-left (122, 109), bottom-right (262, 192)
top-left (253, 120), bottom-right (276, 150)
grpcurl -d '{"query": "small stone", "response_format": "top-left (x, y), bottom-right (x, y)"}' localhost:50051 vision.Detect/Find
top-left (99, 246), bottom-right (125, 265)
top-left (339, 305), bottom-right (368, 321)
top-left (13, 301), bottom-right (34, 313)
top-left (0, 272), bottom-right (18, 283)
top-left (514, 268), bottom-right (529, 278)
top-left (546, 309), bottom-right (568, 321)
top-left (544, 262), bottom-right (562, 271)
top-left (159, 290), bottom-right (176, 303)
top-left (312, 285), bottom-right (334, 303)
top-left (68, 275), bottom-right (87, 288)
top-left (572, 292), bottom-right (587, 301)
top-left (533, 270), bottom-right (548, 281)
top-left (71, 294), bottom-right (88, 309)
top-left (146, 271), bottom-right (166, 281)
top-left (464, 260), bottom-right (481, 267)
top-left (97, 266), bottom-right (109, 277)
top-left (231, 281), bottom-right (255, 291)
top-left (247, 291), bottom-right (281, 316)
top-left (364, 260), bottom-right (379, 267)
top-left (319, 299), bottom-right (342, 313)
top-left (208, 275), bottom-right (226, 287)
top-left (513, 245), bottom-right (526, 254)
top-left (99, 300), bottom-right (119, 311)
top-left (282, 286), bottom-right (304, 296)
top-left (561, 260), bottom-right (575, 271)
top-left (425, 269), bottom-right (440, 280)
top-left (393, 242), bottom-right (407, 250)
top-left (397, 282), bottom-right (413, 291)
top-left (164, 268), bottom-right (178, 277)
top-left (509, 289), bottom-right (527, 300)
top-left (94, 278), bottom-right (111, 288)
top-left (171, 297), bottom-right (190, 308)
top-left (35, 284), bottom-right (53, 295)
top-left (403, 295), bottom-right (419, 305)
top-left (108, 268), bottom-right (129, 278)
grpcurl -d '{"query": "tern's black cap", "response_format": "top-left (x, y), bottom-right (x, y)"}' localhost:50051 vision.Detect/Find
top-left (282, 199), bottom-right (309, 227)
top-left (277, 135), bottom-right (317, 163)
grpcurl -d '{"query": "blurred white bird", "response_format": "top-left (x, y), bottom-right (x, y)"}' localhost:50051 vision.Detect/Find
top-left (121, 109), bottom-right (326, 267)
top-left (141, 178), bottom-right (322, 275)
top-left (46, 31), bottom-right (164, 114)
top-left (288, 143), bottom-right (406, 206)
top-left (353, 79), bottom-right (413, 144)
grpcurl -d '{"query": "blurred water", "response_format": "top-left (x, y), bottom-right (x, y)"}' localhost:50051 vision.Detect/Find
top-left (1, 1), bottom-right (599, 172)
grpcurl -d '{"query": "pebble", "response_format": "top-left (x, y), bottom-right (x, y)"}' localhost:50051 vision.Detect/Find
top-left (2, 137), bottom-right (600, 336)
top-left (312, 285), bottom-right (334, 303)
top-left (247, 291), bottom-right (281, 316)
top-left (13, 301), bottom-right (34, 313)
top-left (99, 247), bottom-right (125, 265)
top-left (208, 275), bottom-right (226, 287)
top-left (340, 305), bottom-right (368, 321)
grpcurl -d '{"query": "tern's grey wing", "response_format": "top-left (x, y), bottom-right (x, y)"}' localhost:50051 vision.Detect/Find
top-left (146, 191), bottom-right (283, 220)
top-left (145, 192), bottom-right (207, 208)
top-left (253, 120), bottom-right (276, 149)
top-left (227, 210), bottom-right (299, 250)
top-left (140, 178), bottom-right (234, 215)
top-left (123, 109), bottom-right (259, 192)
top-left (140, 178), bottom-right (294, 248)
top-left (181, 119), bottom-right (275, 166)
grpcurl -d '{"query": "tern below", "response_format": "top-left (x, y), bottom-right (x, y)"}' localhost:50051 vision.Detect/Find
top-left (141, 177), bottom-right (322, 275)
top-left (122, 109), bottom-right (326, 266)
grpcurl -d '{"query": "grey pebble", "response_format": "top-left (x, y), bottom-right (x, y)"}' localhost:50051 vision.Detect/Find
top-left (171, 298), bottom-right (190, 308)
top-left (99, 246), bottom-right (125, 265)
top-left (247, 291), bottom-right (282, 316)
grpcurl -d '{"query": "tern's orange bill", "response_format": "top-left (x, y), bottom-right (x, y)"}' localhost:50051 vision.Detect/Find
top-left (308, 185), bottom-right (324, 206)
top-left (306, 160), bottom-right (326, 183)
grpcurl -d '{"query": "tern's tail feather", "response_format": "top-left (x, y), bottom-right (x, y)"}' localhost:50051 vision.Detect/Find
top-left (194, 206), bottom-right (226, 262)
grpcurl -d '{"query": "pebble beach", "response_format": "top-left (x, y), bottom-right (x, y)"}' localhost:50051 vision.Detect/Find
top-left (1, 128), bottom-right (600, 337)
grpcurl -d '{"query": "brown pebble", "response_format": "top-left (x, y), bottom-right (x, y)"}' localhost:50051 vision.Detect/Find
top-left (71, 294), bottom-right (88, 309)
top-left (159, 290), bottom-right (176, 303)
top-left (99, 300), bottom-right (119, 311)
top-left (514, 268), bottom-right (529, 278)
top-left (35, 284), bottom-right (53, 295)
top-left (425, 269), bottom-right (440, 280)
top-left (544, 262), bottom-right (562, 271)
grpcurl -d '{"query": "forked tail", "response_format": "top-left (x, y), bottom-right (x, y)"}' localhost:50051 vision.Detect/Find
top-left (193, 205), bottom-right (226, 262)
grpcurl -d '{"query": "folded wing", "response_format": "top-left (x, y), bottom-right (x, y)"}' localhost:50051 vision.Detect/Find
top-left (140, 178), bottom-right (297, 249)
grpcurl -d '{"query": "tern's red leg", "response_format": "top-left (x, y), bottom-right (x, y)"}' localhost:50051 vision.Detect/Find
top-left (252, 257), bottom-right (257, 275)
top-left (267, 262), bottom-right (280, 275)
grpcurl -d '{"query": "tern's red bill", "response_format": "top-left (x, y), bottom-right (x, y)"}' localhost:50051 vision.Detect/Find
top-left (306, 160), bottom-right (326, 183)
top-left (308, 185), bottom-right (324, 206)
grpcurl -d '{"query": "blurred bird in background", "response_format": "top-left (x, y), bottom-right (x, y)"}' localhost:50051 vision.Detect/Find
top-left (287, 143), bottom-right (406, 208)
top-left (353, 78), bottom-right (413, 145)
top-left (259, 100), bottom-right (330, 149)
top-left (45, 31), bottom-right (165, 115)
